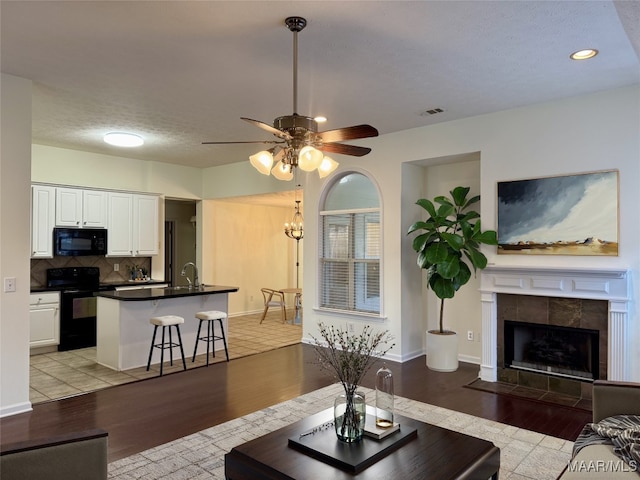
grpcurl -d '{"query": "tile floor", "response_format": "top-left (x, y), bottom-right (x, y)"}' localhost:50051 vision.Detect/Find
top-left (29, 309), bottom-right (302, 404)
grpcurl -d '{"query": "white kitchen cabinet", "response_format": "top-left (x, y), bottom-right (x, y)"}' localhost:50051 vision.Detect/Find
top-left (133, 194), bottom-right (159, 256)
top-left (107, 192), bottom-right (159, 257)
top-left (82, 190), bottom-right (108, 227)
top-left (29, 292), bottom-right (60, 349)
top-left (31, 185), bottom-right (56, 258)
top-left (107, 192), bottom-right (134, 256)
top-left (56, 187), bottom-right (107, 228)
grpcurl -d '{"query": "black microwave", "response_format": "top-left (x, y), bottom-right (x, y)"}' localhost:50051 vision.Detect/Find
top-left (53, 228), bottom-right (107, 256)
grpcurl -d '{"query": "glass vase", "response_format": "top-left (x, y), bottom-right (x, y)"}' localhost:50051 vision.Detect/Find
top-left (334, 391), bottom-right (366, 443)
top-left (375, 363), bottom-right (394, 428)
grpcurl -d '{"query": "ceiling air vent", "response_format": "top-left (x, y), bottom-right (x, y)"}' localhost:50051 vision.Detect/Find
top-left (421, 108), bottom-right (444, 116)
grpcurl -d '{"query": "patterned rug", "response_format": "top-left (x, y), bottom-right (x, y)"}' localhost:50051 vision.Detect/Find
top-left (108, 383), bottom-right (574, 479)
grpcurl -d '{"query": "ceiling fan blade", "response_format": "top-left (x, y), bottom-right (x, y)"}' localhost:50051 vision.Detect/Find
top-left (201, 140), bottom-right (284, 145)
top-left (317, 142), bottom-right (372, 157)
top-left (315, 124), bottom-right (378, 143)
top-left (241, 117), bottom-right (292, 141)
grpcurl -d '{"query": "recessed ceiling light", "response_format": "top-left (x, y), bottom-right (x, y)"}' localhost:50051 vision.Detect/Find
top-left (103, 132), bottom-right (144, 147)
top-left (314, 116), bottom-right (327, 123)
top-left (570, 49), bottom-right (598, 60)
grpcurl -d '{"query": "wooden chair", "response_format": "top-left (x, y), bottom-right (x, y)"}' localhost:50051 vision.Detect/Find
top-left (259, 288), bottom-right (287, 323)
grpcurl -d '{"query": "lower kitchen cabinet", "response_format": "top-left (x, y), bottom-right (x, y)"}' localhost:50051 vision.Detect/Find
top-left (29, 292), bottom-right (60, 349)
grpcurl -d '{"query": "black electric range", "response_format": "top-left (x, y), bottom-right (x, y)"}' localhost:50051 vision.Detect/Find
top-left (46, 267), bottom-right (113, 351)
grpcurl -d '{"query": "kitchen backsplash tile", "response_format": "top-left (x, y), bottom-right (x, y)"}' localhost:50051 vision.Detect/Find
top-left (31, 257), bottom-right (151, 288)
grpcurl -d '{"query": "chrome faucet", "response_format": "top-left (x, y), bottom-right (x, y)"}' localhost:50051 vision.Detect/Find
top-left (180, 262), bottom-right (199, 289)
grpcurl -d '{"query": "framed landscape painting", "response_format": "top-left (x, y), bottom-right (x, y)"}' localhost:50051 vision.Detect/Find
top-left (497, 170), bottom-right (618, 256)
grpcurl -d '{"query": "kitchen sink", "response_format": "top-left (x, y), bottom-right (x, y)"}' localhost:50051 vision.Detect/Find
top-left (165, 285), bottom-right (207, 291)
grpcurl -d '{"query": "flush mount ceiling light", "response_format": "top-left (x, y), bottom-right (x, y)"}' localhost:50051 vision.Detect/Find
top-left (203, 17), bottom-right (378, 180)
top-left (570, 49), bottom-right (598, 60)
top-left (103, 132), bottom-right (144, 147)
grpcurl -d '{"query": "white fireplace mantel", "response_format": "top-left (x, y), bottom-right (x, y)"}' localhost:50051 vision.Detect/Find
top-left (479, 265), bottom-right (631, 382)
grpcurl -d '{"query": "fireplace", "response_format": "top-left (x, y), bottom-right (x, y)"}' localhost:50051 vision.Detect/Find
top-left (504, 320), bottom-right (599, 382)
top-left (479, 266), bottom-right (631, 387)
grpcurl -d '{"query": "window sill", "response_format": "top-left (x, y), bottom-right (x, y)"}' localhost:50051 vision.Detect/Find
top-left (312, 307), bottom-right (387, 322)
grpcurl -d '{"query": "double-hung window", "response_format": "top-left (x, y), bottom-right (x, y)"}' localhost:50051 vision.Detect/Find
top-left (319, 172), bottom-right (381, 315)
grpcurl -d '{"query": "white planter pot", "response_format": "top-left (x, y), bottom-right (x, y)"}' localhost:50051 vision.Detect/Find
top-left (426, 330), bottom-right (458, 372)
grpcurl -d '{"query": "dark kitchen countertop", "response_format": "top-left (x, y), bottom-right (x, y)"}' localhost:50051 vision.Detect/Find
top-left (96, 285), bottom-right (239, 301)
top-left (99, 280), bottom-right (168, 288)
top-left (30, 280), bottom-right (168, 293)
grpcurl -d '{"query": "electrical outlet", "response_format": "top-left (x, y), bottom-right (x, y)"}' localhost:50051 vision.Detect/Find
top-left (467, 330), bottom-right (474, 341)
top-left (4, 277), bottom-right (16, 293)
top-left (114, 263), bottom-right (120, 272)
top-left (348, 322), bottom-right (355, 333)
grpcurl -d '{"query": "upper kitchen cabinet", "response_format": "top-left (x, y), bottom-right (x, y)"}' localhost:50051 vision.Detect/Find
top-left (31, 185), bottom-right (56, 258)
top-left (55, 187), bottom-right (107, 228)
top-left (133, 194), bottom-right (159, 256)
top-left (107, 192), bottom-right (159, 257)
top-left (107, 192), bottom-right (134, 256)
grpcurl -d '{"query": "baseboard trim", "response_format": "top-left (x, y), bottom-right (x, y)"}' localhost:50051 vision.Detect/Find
top-left (0, 401), bottom-right (32, 418)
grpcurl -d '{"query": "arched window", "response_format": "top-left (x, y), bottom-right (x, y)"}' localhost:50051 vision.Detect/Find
top-left (319, 172), bottom-right (381, 315)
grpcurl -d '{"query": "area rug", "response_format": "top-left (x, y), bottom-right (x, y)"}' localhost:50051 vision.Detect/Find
top-left (108, 383), bottom-right (574, 479)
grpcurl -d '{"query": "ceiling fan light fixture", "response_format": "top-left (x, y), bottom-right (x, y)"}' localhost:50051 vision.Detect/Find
top-left (205, 16), bottom-right (377, 181)
top-left (272, 160), bottom-right (294, 181)
top-left (298, 145), bottom-right (324, 171)
top-left (104, 132), bottom-right (144, 147)
top-left (249, 150), bottom-right (274, 175)
top-left (318, 156), bottom-right (339, 178)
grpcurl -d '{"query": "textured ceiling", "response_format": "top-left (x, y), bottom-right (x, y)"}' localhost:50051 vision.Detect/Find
top-left (1, 1), bottom-right (639, 171)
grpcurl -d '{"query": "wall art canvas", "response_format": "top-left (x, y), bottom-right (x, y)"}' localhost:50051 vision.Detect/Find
top-left (497, 170), bottom-right (618, 256)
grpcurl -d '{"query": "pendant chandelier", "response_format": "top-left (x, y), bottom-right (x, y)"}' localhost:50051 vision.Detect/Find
top-left (284, 198), bottom-right (304, 241)
top-left (284, 186), bottom-right (304, 288)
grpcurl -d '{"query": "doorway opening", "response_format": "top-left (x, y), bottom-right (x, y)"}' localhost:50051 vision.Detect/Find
top-left (164, 199), bottom-right (197, 287)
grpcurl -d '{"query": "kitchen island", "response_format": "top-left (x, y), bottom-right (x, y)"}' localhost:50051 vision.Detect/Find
top-left (96, 286), bottom-right (239, 371)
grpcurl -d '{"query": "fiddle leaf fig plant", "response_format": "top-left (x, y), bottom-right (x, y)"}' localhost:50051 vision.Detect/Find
top-left (407, 186), bottom-right (498, 334)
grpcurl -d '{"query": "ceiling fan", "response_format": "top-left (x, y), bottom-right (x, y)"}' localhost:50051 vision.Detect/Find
top-left (202, 16), bottom-right (379, 180)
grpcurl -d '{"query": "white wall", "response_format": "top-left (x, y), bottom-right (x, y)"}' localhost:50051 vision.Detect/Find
top-left (200, 200), bottom-right (295, 316)
top-left (201, 161), bottom-right (294, 199)
top-left (32, 144), bottom-right (203, 199)
top-left (292, 85), bottom-right (640, 376)
top-left (1, 74), bottom-right (33, 416)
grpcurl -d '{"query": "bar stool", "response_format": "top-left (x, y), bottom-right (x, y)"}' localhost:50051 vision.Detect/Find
top-left (146, 315), bottom-right (186, 376)
top-left (193, 310), bottom-right (229, 365)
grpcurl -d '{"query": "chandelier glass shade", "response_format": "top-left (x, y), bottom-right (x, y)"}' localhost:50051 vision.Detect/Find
top-left (249, 145), bottom-right (338, 180)
top-left (249, 150), bottom-right (274, 175)
top-left (272, 159), bottom-right (294, 181)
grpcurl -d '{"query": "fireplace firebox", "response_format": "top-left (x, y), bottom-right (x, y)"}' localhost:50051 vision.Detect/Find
top-left (504, 320), bottom-right (599, 382)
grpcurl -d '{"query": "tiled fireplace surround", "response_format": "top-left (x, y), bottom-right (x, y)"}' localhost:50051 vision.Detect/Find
top-left (480, 266), bottom-right (631, 398)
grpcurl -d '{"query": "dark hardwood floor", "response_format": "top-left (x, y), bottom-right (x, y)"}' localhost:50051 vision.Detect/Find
top-left (0, 343), bottom-right (591, 463)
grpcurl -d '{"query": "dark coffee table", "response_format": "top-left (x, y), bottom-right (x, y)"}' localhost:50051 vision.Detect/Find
top-left (225, 407), bottom-right (500, 479)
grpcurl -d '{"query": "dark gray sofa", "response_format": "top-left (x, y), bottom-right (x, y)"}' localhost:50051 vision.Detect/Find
top-left (0, 428), bottom-right (107, 480)
top-left (558, 380), bottom-right (640, 479)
